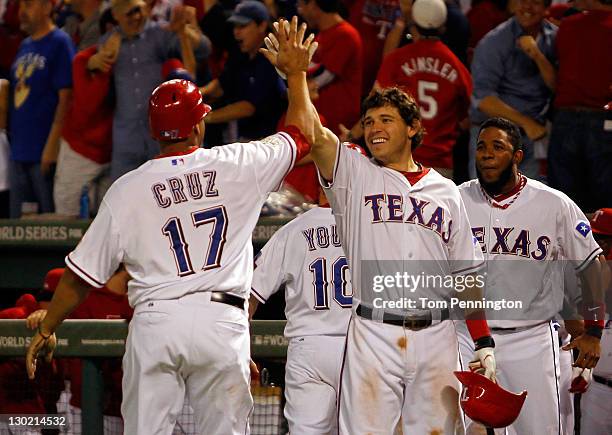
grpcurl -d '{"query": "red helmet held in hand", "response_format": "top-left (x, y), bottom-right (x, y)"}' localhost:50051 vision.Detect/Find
top-left (454, 371), bottom-right (527, 428)
top-left (149, 79), bottom-right (211, 141)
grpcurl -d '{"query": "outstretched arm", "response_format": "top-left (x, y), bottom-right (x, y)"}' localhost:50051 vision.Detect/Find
top-left (261, 17), bottom-right (338, 181)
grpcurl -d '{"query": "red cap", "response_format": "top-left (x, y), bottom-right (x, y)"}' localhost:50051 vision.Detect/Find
top-left (546, 3), bottom-right (570, 20)
top-left (591, 208), bottom-right (612, 236)
top-left (44, 268), bottom-right (65, 293)
top-left (0, 306), bottom-right (29, 319)
top-left (16, 294), bottom-right (38, 313)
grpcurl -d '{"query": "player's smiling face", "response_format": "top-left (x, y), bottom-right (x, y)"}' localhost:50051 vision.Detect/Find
top-left (475, 127), bottom-right (522, 186)
top-left (362, 105), bottom-right (415, 167)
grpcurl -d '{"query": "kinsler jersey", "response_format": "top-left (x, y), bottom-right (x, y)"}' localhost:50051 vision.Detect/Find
top-left (67, 133), bottom-right (298, 307)
top-left (320, 142), bottom-right (484, 311)
top-left (251, 206), bottom-right (352, 338)
top-left (459, 177), bottom-right (602, 328)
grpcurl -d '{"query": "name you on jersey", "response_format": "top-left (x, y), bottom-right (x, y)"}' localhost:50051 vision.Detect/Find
top-left (401, 57), bottom-right (459, 83)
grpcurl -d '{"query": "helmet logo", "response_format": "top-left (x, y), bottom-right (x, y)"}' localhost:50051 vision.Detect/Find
top-left (160, 129), bottom-right (180, 140)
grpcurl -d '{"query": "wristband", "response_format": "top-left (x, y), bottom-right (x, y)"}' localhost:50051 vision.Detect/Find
top-left (474, 335), bottom-right (495, 351)
top-left (466, 316), bottom-right (491, 342)
top-left (37, 325), bottom-right (52, 340)
top-left (582, 302), bottom-right (606, 329)
top-left (584, 325), bottom-right (603, 340)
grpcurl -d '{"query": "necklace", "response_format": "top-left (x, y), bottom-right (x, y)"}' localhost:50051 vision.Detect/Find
top-left (480, 175), bottom-right (526, 210)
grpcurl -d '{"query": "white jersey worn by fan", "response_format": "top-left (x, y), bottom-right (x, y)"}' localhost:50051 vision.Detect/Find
top-left (65, 132), bottom-right (300, 435)
top-left (456, 176), bottom-right (602, 435)
top-left (251, 206), bottom-right (352, 434)
top-left (321, 141), bottom-right (483, 435)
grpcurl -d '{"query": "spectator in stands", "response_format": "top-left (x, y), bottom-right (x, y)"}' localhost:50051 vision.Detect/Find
top-left (199, 0), bottom-right (287, 143)
top-left (466, 0), bottom-right (509, 54)
top-left (62, 0), bottom-right (105, 50)
top-left (547, 0), bottom-right (612, 212)
top-left (104, 0), bottom-right (210, 180)
top-left (26, 267), bottom-right (132, 435)
top-left (298, 0), bottom-right (363, 134)
top-left (0, 79), bottom-right (8, 217)
top-left (8, 0), bottom-right (74, 218)
top-left (345, 0), bottom-right (400, 95)
top-left (468, 0), bottom-right (556, 179)
top-left (375, 0), bottom-right (472, 179)
top-left (198, 0), bottom-right (238, 80)
top-left (0, 0), bottom-right (25, 79)
top-left (441, 0), bottom-right (470, 65)
top-left (54, 31), bottom-right (119, 218)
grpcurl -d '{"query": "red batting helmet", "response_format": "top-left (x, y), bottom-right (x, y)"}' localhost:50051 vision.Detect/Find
top-left (454, 371), bottom-right (527, 428)
top-left (149, 79), bottom-right (211, 141)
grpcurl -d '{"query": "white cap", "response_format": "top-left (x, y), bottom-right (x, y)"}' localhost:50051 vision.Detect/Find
top-left (412, 0), bottom-right (447, 29)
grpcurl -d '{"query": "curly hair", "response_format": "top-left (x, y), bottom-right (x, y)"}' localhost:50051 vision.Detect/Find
top-left (478, 117), bottom-right (523, 152)
top-left (360, 87), bottom-right (425, 150)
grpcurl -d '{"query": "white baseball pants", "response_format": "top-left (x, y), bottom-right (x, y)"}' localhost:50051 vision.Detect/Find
top-left (284, 335), bottom-right (346, 435)
top-left (338, 315), bottom-right (464, 435)
top-left (122, 292), bottom-right (252, 435)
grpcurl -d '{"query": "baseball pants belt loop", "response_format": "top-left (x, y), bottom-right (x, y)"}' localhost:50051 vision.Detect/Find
top-left (593, 375), bottom-right (612, 388)
top-left (210, 291), bottom-right (246, 310)
top-left (356, 304), bottom-right (449, 330)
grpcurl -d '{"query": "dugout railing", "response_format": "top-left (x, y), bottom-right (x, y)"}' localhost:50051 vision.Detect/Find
top-left (0, 319), bottom-right (288, 435)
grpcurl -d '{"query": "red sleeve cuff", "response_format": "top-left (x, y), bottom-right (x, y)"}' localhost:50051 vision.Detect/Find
top-left (583, 302), bottom-right (606, 329)
top-left (466, 317), bottom-right (491, 342)
top-left (281, 125), bottom-right (311, 162)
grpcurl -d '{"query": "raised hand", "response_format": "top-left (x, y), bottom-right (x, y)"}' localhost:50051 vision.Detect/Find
top-left (260, 16), bottom-right (318, 79)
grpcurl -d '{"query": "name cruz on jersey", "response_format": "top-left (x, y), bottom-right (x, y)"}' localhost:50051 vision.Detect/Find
top-left (152, 170), bottom-right (219, 208)
top-left (400, 57), bottom-right (459, 83)
top-left (364, 193), bottom-right (452, 243)
top-left (472, 226), bottom-right (550, 260)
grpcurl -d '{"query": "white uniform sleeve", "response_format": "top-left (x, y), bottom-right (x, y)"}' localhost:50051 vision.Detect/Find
top-left (65, 199), bottom-right (123, 288)
top-left (251, 227), bottom-right (290, 303)
top-left (246, 131), bottom-right (297, 196)
top-left (317, 140), bottom-right (366, 216)
top-left (558, 197), bottom-right (602, 272)
top-left (449, 196), bottom-right (485, 275)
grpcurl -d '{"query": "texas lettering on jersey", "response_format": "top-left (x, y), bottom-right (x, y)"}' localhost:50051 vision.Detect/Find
top-left (471, 226), bottom-right (550, 260)
top-left (364, 193), bottom-right (452, 243)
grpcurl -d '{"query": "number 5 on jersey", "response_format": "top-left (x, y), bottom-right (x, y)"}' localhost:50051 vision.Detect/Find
top-left (162, 205), bottom-right (228, 276)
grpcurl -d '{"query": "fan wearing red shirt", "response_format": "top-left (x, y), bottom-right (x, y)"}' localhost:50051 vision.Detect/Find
top-left (375, 0), bottom-right (472, 178)
top-left (298, 0), bottom-right (363, 135)
top-left (547, 0), bottom-right (612, 213)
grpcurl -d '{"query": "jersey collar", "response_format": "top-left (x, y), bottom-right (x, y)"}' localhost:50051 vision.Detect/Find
top-left (480, 175), bottom-right (527, 209)
top-left (154, 146), bottom-right (199, 159)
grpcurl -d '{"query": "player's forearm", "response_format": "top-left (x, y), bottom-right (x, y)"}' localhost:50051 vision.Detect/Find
top-left (312, 121), bottom-right (339, 182)
top-left (285, 72), bottom-right (315, 145)
top-left (205, 101), bottom-right (255, 124)
top-left (456, 277), bottom-right (493, 344)
top-left (248, 295), bottom-right (259, 320)
top-left (579, 257), bottom-right (606, 336)
top-left (39, 269), bottom-right (91, 335)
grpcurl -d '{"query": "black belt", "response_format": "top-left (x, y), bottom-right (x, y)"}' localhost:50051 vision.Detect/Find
top-left (491, 327), bottom-right (517, 331)
top-left (593, 375), bottom-right (612, 388)
top-left (210, 291), bottom-right (245, 310)
top-left (356, 304), bottom-right (449, 330)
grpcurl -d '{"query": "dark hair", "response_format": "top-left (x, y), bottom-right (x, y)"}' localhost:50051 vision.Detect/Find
top-left (478, 117), bottom-right (523, 152)
top-left (313, 0), bottom-right (341, 13)
top-left (99, 7), bottom-right (117, 35)
top-left (360, 87), bottom-right (425, 150)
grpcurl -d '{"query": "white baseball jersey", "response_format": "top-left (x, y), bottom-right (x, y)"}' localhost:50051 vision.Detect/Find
top-left (320, 140), bottom-right (484, 310)
top-left (251, 206), bottom-right (352, 338)
top-left (66, 132), bottom-right (298, 307)
top-left (459, 177), bottom-right (602, 328)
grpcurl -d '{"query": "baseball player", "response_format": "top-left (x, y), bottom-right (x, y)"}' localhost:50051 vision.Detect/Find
top-left (249, 184), bottom-right (354, 434)
top-left (266, 30), bottom-right (498, 432)
top-left (25, 17), bottom-right (317, 435)
top-left (456, 117), bottom-right (605, 434)
top-left (580, 208), bottom-right (612, 434)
